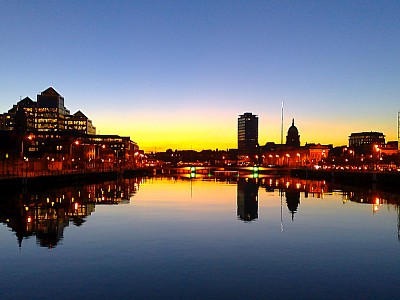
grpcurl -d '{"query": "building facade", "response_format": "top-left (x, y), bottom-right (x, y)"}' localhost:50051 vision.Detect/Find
top-left (0, 97), bottom-right (36, 131)
top-left (0, 87), bottom-right (96, 136)
top-left (238, 112), bottom-right (258, 155)
top-left (261, 120), bottom-right (330, 167)
top-left (349, 131), bottom-right (385, 154)
top-left (64, 111), bottom-right (96, 135)
top-left (0, 87), bottom-right (139, 171)
top-left (36, 87), bottom-right (70, 133)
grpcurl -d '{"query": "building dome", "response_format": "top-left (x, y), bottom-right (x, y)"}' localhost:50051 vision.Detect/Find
top-left (286, 119), bottom-right (300, 147)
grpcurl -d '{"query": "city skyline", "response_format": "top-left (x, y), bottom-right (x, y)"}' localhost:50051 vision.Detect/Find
top-left (1, 1), bottom-right (399, 151)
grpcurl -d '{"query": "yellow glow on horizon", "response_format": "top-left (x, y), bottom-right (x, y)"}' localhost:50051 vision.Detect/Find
top-left (93, 108), bottom-right (398, 152)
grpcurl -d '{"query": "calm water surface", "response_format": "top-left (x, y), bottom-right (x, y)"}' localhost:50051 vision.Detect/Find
top-left (1, 176), bottom-right (400, 299)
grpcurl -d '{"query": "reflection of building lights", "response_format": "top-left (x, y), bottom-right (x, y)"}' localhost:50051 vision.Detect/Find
top-left (74, 203), bottom-right (78, 210)
top-left (27, 216), bottom-right (32, 223)
top-left (373, 205), bottom-right (379, 212)
top-left (296, 183), bottom-right (301, 189)
top-left (286, 181), bottom-right (290, 188)
top-left (375, 198), bottom-right (380, 205)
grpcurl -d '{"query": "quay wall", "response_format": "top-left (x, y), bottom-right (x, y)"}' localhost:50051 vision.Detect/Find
top-left (0, 168), bottom-right (150, 192)
top-left (291, 169), bottom-right (400, 188)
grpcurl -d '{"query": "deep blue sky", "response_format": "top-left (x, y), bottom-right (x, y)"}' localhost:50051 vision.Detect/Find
top-left (1, 1), bottom-right (399, 150)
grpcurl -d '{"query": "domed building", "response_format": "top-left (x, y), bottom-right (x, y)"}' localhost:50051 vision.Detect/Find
top-left (261, 118), bottom-right (331, 167)
top-left (286, 119), bottom-right (300, 147)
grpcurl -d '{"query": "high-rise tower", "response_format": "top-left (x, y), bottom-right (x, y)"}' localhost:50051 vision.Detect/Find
top-left (238, 112), bottom-right (258, 154)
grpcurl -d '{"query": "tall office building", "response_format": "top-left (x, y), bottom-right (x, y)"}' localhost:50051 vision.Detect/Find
top-left (36, 87), bottom-right (70, 133)
top-left (238, 112), bottom-right (258, 154)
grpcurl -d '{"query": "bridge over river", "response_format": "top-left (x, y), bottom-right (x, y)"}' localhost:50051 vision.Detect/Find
top-left (154, 166), bottom-right (291, 176)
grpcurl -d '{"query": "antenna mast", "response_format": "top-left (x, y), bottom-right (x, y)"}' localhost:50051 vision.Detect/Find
top-left (281, 101), bottom-right (284, 144)
top-left (398, 112), bottom-right (400, 151)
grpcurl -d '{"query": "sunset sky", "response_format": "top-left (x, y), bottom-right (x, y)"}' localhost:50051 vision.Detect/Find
top-left (1, 1), bottom-right (399, 151)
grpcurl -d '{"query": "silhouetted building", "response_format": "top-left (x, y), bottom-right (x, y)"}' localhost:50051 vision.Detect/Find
top-left (0, 97), bottom-right (36, 131)
top-left (237, 178), bottom-right (259, 221)
top-left (349, 131), bottom-right (385, 154)
top-left (261, 120), bottom-right (330, 166)
top-left (286, 119), bottom-right (300, 147)
top-left (238, 112), bottom-right (258, 155)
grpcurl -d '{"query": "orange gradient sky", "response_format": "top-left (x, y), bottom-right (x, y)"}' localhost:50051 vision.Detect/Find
top-left (91, 103), bottom-right (399, 152)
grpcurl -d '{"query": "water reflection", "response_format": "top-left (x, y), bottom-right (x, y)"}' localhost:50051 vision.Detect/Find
top-left (237, 178), bottom-right (259, 221)
top-left (2, 175), bottom-right (400, 249)
top-left (0, 178), bottom-right (141, 248)
top-left (285, 190), bottom-right (300, 221)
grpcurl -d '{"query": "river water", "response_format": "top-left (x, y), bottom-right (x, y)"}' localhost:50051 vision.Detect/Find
top-left (1, 175), bottom-right (399, 299)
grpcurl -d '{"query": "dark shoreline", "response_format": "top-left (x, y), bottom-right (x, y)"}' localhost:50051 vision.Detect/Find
top-left (291, 168), bottom-right (400, 192)
top-left (0, 169), bottom-right (151, 193)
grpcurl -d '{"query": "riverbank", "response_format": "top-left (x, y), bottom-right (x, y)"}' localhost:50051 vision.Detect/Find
top-left (0, 168), bottom-right (151, 192)
top-left (291, 168), bottom-right (400, 190)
